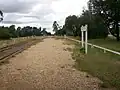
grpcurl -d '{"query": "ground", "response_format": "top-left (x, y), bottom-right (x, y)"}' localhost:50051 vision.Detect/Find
top-left (0, 38), bottom-right (102, 90)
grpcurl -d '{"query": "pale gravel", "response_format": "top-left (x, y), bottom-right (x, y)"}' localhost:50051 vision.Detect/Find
top-left (0, 38), bottom-right (106, 90)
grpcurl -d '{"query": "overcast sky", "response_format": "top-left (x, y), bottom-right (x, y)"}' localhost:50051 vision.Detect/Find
top-left (0, 0), bottom-right (88, 33)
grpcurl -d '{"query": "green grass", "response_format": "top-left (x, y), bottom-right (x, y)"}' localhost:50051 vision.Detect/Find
top-left (64, 36), bottom-right (120, 89)
top-left (71, 42), bottom-right (120, 89)
top-left (89, 38), bottom-right (120, 52)
top-left (69, 36), bottom-right (120, 52)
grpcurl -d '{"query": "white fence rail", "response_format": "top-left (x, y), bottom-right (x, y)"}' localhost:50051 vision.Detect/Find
top-left (66, 37), bottom-right (120, 56)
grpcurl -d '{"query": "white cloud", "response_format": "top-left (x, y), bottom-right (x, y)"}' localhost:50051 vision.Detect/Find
top-left (0, 0), bottom-right (89, 33)
top-left (16, 17), bottom-right (39, 22)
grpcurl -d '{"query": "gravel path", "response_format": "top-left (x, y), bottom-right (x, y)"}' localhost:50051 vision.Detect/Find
top-left (0, 38), bottom-right (102, 90)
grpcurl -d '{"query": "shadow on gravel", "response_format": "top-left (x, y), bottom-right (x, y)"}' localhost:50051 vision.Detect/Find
top-left (63, 47), bottom-right (73, 52)
top-left (0, 60), bottom-right (9, 66)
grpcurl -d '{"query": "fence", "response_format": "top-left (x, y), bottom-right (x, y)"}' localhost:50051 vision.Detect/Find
top-left (65, 37), bottom-right (120, 56)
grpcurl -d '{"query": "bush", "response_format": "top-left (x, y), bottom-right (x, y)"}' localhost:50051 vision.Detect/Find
top-left (80, 47), bottom-right (85, 54)
top-left (0, 28), bottom-right (11, 39)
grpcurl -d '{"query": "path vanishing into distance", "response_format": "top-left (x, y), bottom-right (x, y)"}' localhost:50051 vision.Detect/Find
top-left (0, 38), bottom-right (105, 90)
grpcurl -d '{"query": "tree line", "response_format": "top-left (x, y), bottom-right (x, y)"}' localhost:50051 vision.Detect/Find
top-left (53, 0), bottom-right (120, 41)
top-left (0, 25), bottom-right (51, 39)
top-left (0, 10), bottom-right (51, 39)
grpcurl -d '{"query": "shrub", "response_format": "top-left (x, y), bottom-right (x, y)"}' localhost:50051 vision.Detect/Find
top-left (0, 28), bottom-right (11, 39)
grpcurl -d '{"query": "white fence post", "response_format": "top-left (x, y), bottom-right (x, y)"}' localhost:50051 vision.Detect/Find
top-left (81, 31), bottom-right (84, 47)
top-left (81, 25), bottom-right (88, 54)
top-left (85, 29), bottom-right (88, 54)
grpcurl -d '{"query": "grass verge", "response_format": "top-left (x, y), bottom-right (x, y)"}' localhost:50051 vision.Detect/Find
top-left (0, 37), bottom-right (42, 48)
top-left (89, 38), bottom-right (120, 52)
top-left (71, 41), bottom-right (120, 89)
top-left (68, 36), bottom-right (120, 52)
top-left (54, 36), bottom-right (64, 40)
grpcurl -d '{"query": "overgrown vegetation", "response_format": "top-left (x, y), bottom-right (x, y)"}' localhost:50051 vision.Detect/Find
top-left (71, 36), bottom-right (120, 52)
top-left (79, 47), bottom-right (85, 54)
top-left (0, 37), bottom-right (39, 48)
top-left (54, 36), bottom-right (64, 40)
top-left (53, 0), bottom-right (120, 42)
top-left (0, 25), bottom-right (51, 40)
top-left (89, 38), bottom-right (120, 52)
top-left (71, 41), bottom-right (120, 89)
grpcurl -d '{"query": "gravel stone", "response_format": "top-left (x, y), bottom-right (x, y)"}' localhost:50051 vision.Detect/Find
top-left (0, 38), bottom-right (105, 90)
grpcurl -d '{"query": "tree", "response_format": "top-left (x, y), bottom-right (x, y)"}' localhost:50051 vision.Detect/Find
top-left (39, 27), bottom-right (41, 32)
top-left (0, 27), bottom-right (11, 39)
top-left (20, 26), bottom-right (33, 36)
top-left (32, 27), bottom-right (41, 36)
top-left (65, 15), bottom-right (78, 36)
top-left (16, 27), bottom-right (21, 37)
top-left (79, 10), bottom-right (108, 39)
top-left (88, 0), bottom-right (120, 41)
top-left (53, 21), bottom-right (59, 33)
top-left (0, 10), bottom-right (3, 22)
top-left (63, 10), bottom-right (108, 39)
top-left (41, 28), bottom-right (47, 36)
top-left (0, 25), bottom-right (43, 39)
top-left (9, 25), bottom-right (17, 38)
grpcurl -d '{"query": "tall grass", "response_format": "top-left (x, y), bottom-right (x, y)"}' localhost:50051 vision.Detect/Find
top-left (71, 42), bottom-right (120, 89)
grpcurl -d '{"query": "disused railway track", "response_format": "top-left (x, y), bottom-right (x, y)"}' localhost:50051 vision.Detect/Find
top-left (0, 38), bottom-right (43, 63)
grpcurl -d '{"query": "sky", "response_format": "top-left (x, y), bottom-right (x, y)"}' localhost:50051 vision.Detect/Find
top-left (0, 0), bottom-right (88, 33)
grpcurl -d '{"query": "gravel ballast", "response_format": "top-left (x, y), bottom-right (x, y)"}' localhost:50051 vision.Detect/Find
top-left (0, 38), bottom-right (103, 90)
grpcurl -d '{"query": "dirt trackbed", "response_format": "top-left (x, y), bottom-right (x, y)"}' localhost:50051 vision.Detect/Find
top-left (0, 38), bottom-right (102, 90)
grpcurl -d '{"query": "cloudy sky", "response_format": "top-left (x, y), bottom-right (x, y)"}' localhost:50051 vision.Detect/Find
top-left (0, 0), bottom-right (88, 33)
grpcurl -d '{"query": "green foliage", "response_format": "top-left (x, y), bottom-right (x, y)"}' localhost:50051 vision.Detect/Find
top-left (62, 0), bottom-right (120, 40)
top-left (0, 10), bottom-right (3, 22)
top-left (80, 47), bottom-right (85, 54)
top-left (41, 28), bottom-right (51, 36)
top-left (0, 27), bottom-right (11, 39)
top-left (88, 0), bottom-right (120, 41)
top-left (72, 43), bottom-right (120, 89)
top-left (63, 13), bottom-right (108, 39)
top-left (53, 21), bottom-right (66, 36)
top-left (65, 15), bottom-right (79, 36)
top-left (54, 29), bottom-right (66, 36)
top-left (53, 21), bottom-right (59, 33)
top-left (9, 25), bottom-right (17, 38)
top-left (0, 25), bottom-right (51, 40)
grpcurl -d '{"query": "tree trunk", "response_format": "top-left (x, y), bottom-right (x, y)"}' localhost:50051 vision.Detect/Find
top-left (115, 2), bottom-right (119, 41)
top-left (115, 20), bottom-right (119, 41)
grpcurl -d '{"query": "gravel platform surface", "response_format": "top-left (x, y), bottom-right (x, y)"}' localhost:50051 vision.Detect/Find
top-left (0, 38), bottom-right (103, 90)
